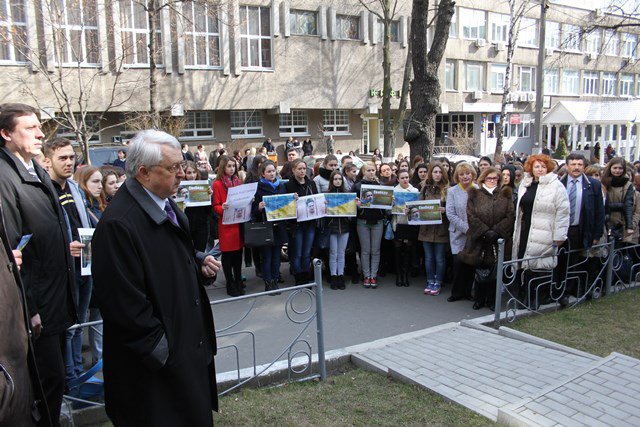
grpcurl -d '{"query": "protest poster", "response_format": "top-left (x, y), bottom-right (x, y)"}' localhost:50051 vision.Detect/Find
top-left (173, 197), bottom-right (185, 211)
top-left (78, 228), bottom-right (95, 276)
top-left (177, 180), bottom-right (211, 207)
top-left (222, 182), bottom-right (258, 225)
top-left (264, 193), bottom-right (297, 221)
top-left (297, 194), bottom-right (327, 221)
top-left (406, 200), bottom-right (443, 225)
top-left (325, 193), bottom-right (357, 217)
top-left (359, 184), bottom-right (394, 209)
top-left (392, 191), bottom-right (419, 215)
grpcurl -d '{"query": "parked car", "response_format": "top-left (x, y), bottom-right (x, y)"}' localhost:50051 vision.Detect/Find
top-left (302, 154), bottom-right (365, 170)
top-left (79, 146), bottom-right (126, 166)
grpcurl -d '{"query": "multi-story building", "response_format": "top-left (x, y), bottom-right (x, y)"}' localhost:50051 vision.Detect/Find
top-left (1, 0), bottom-right (639, 159)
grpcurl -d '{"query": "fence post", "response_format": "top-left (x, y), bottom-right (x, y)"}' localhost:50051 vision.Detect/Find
top-left (313, 258), bottom-right (327, 381)
top-left (605, 237), bottom-right (615, 295)
top-left (494, 239), bottom-right (505, 329)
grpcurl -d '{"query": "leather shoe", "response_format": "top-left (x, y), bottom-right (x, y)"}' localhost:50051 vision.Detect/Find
top-left (472, 302), bottom-right (485, 310)
top-left (447, 296), bottom-right (461, 302)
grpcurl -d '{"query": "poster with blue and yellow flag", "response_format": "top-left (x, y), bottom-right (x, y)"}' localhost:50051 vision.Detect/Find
top-left (325, 193), bottom-right (357, 217)
top-left (264, 193), bottom-right (297, 221)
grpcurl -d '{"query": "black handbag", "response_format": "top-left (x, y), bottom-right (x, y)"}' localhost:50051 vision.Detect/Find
top-left (395, 224), bottom-right (417, 241)
top-left (474, 244), bottom-right (497, 284)
top-left (243, 221), bottom-right (275, 247)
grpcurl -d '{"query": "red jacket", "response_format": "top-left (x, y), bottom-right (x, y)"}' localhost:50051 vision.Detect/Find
top-left (212, 179), bottom-right (243, 252)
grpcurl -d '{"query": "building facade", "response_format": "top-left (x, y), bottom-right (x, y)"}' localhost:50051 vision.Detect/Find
top-left (1, 0), bottom-right (639, 158)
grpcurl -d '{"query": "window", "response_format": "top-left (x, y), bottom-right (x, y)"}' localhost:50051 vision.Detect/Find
top-left (604, 30), bottom-right (619, 56)
top-left (279, 110), bottom-right (308, 135)
top-left (461, 8), bottom-right (485, 40)
top-left (465, 62), bottom-right (483, 91)
top-left (289, 9), bottom-right (317, 36)
top-left (584, 29), bottom-right (601, 54)
top-left (622, 33), bottom-right (637, 58)
top-left (445, 60), bottom-right (457, 90)
top-left (376, 19), bottom-right (399, 43)
top-left (435, 114), bottom-right (450, 137)
top-left (490, 64), bottom-right (507, 92)
top-left (582, 71), bottom-right (599, 95)
top-left (0, 0), bottom-right (27, 63)
top-left (240, 5), bottom-right (271, 69)
top-left (336, 14), bottom-right (360, 40)
top-left (519, 66), bottom-right (535, 92)
top-left (181, 111), bottom-right (214, 139)
top-left (563, 24), bottom-right (581, 51)
top-left (620, 74), bottom-right (634, 96)
top-left (449, 7), bottom-right (457, 38)
top-left (544, 68), bottom-right (559, 94)
top-left (562, 70), bottom-right (579, 95)
top-left (451, 114), bottom-right (474, 138)
top-left (230, 110), bottom-right (263, 137)
top-left (507, 114), bottom-right (531, 138)
top-left (119, 0), bottom-right (162, 66)
top-left (490, 13), bottom-right (509, 43)
top-left (602, 72), bottom-right (616, 96)
top-left (50, 0), bottom-right (100, 65)
top-left (518, 17), bottom-right (537, 47)
top-left (545, 21), bottom-right (560, 50)
top-left (323, 110), bottom-right (349, 134)
top-left (56, 113), bottom-right (101, 143)
top-left (184, 1), bottom-right (220, 68)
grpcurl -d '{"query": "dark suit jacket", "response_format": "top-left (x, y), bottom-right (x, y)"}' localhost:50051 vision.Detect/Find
top-left (92, 178), bottom-right (217, 426)
top-left (561, 174), bottom-right (605, 249)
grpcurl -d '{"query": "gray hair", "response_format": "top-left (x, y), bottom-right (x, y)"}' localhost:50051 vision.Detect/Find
top-left (125, 129), bottom-right (181, 179)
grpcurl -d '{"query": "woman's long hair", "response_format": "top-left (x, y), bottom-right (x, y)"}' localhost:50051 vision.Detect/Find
top-left (75, 166), bottom-right (106, 212)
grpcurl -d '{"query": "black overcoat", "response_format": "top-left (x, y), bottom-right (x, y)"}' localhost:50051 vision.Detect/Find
top-left (92, 178), bottom-right (217, 427)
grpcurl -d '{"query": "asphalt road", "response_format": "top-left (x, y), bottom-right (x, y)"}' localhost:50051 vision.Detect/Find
top-left (206, 261), bottom-right (482, 374)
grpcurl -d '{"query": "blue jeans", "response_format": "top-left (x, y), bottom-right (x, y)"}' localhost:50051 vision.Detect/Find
top-left (290, 223), bottom-right (316, 274)
top-left (423, 242), bottom-right (447, 283)
top-left (261, 244), bottom-right (282, 281)
top-left (65, 274), bottom-right (92, 383)
top-left (329, 232), bottom-right (349, 275)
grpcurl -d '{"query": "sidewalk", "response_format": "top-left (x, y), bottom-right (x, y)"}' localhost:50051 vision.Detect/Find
top-left (346, 321), bottom-right (640, 426)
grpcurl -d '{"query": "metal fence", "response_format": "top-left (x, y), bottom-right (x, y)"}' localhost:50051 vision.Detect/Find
top-left (62, 258), bottom-right (327, 411)
top-left (493, 237), bottom-right (640, 328)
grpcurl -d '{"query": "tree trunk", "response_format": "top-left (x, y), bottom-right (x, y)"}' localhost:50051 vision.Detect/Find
top-left (382, 3), bottom-right (394, 159)
top-left (148, 0), bottom-right (160, 129)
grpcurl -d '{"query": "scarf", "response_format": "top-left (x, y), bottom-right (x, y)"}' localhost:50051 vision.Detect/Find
top-left (221, 174), bottom-right (241, 189)
top-left (260, 177), bottom-right (281, 190)
top-left (458, 182), bottom-right (472, 192)
top-left (611, 175), bottom-right (629, 187)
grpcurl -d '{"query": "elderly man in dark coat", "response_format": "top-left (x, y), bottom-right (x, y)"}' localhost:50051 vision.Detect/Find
top-left (92, 129), bottom-right (221, 426)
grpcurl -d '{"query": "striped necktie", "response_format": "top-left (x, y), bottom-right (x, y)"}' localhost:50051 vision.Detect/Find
top-left (569, 179), bottom-right (577, 225)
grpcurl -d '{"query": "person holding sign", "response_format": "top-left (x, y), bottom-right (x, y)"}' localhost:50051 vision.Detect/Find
top-left (352, 162), bottom-right (387, 288)
top-left (213, 156), bottom-right (245, 297)
top-left (252, 160), bottom-right (289, 293)
top-left (184, 161), bottom-right (213, 251)
top-left (285, 159), bottom-right (319, 285)
top-left (392, 170), bottom-right (419, 287)
top-left (325, 170), bottom-right (352, 290)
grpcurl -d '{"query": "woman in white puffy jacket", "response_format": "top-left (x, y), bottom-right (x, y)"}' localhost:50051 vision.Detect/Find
top-left (513, 154), bottom-right (570, 270)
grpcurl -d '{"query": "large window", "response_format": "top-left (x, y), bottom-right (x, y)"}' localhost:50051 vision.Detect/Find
top-left (604, 30), bottom-right (619, 56)
top-left (323, 110), bottom-right (349, 134)
top-left (0, 0), bottom-right (27, 63)
top-left (545, 21), bottom-right (560, 50)
top-left (56, 113), bottom-right (101, 143)
top-left (50, 0), bottom-right (99, 65)
top-left (376, 19), bottom-right (399, 43)
top-left (449, 7), bottom-right (457, 38)
top-left (544, 68), bottom-right (559, 94)
top-left (620, 74), bottom-right (634, 96)
top-left (289, 9), bottom-right (317, 36)
top-left (435, 114), bottom-right (449, 137)
top-left (562, 70), bottom-right (579, 95)
top-left (336, 14), bottom-right (360, 40)
top-left (519, 66), bottom-right (535, 92)
top-left (519, 18), bottom-right (537, 47)
top-left (490, 64), bottom-right (507, 92)
top-left (445, 60), bottom-right (456, 91)
top-left (602, 72), bottom-right (616, 96)
top-left (181, 111), bottom-right (214, 139)
top-left (461, 8), bottom-right (485, 40)
top-left (582, 71), bottom-right (599, 95)
top-left (584, 29), bottom-right (601, 54)
top-left (490, 13), bottom-right (509, 43)
top-left (507, 114), bottom-right (531, 138)
top-left (451, 114), bottom-right (474, 138)
top-left (184, 1), bottom-right (220, 68)
top-left (119, 0), bottom-right (162, 66)
top-left (279, 110), bottom-right (308, 136)
top-left (230, 110), bottom-right (263, 137)
top-left (240, 5), bottom-right (271, 69)
top-left (622, 33), bottom-right (637, 58)
top-left (465, 62), bottom-right (483, 91)
top-left (563, 24), bottom-right (581, 51)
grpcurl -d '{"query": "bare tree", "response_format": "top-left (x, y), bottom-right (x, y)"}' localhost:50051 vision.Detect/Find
top-left (404, 0), bottom-right (455, 162)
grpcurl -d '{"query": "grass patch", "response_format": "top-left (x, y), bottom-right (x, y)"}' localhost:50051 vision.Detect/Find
top-left (509, 287), bottom-right (640, 359)
top-left (213, 366), bottom-right (495, 426)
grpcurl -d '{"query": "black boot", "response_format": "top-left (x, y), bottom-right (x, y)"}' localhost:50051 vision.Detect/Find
top-left (236, 279), bottom-right (246, 296)
top-left (403, 257), bottom-right (411, 287)
top-left (394, 249), bottom-right (404, 286)
top-left (272, 279), bottom-right (282, 295)
top-left (330, 276), bottom-right (338, 290)
top-left (264, 280), bottom-right (273, 294)
top-left (338, 275), bottom-right (346, 290)
top-left (226, 281), bottom-right (237, 297)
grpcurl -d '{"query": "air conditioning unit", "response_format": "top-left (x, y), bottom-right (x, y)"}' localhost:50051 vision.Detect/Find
top-left (527, 92), bottom-right (536, 102)
top-left (507, 93), bottom-right (518, 102)
top-left (472, 90), bottom-right (484, 100)
top-left (475, 38), bottom-right (486, 48)
top-left (587, 52), bottom-right (598, 61)
top-left (495, 42), bottom-right (506, 52)
top-left (545, 48), bottom-right (554, 57)
top-left (520, 93), bottom-right (529, 102)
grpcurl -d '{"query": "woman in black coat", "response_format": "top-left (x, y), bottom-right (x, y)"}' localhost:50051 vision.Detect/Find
top-left (252, 160), bottom-right (289, 293)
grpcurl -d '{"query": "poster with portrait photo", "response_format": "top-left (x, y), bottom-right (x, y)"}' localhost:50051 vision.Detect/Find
top-left (222, 182), bottom-right (258, 225)
top-left (78, 228), bottom-right (95, 276)
top-left (296, 194), bottom-right (327, 222)
top-left (178, 180), bottom-right (211, 207)
top-left (359, 184), bottom-right (394, 210)
top-left (406, 200), bottom-right (442, 225)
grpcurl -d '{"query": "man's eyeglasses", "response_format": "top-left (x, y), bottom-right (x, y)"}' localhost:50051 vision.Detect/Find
top-left (155, 160), bottom-right (187, 173)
